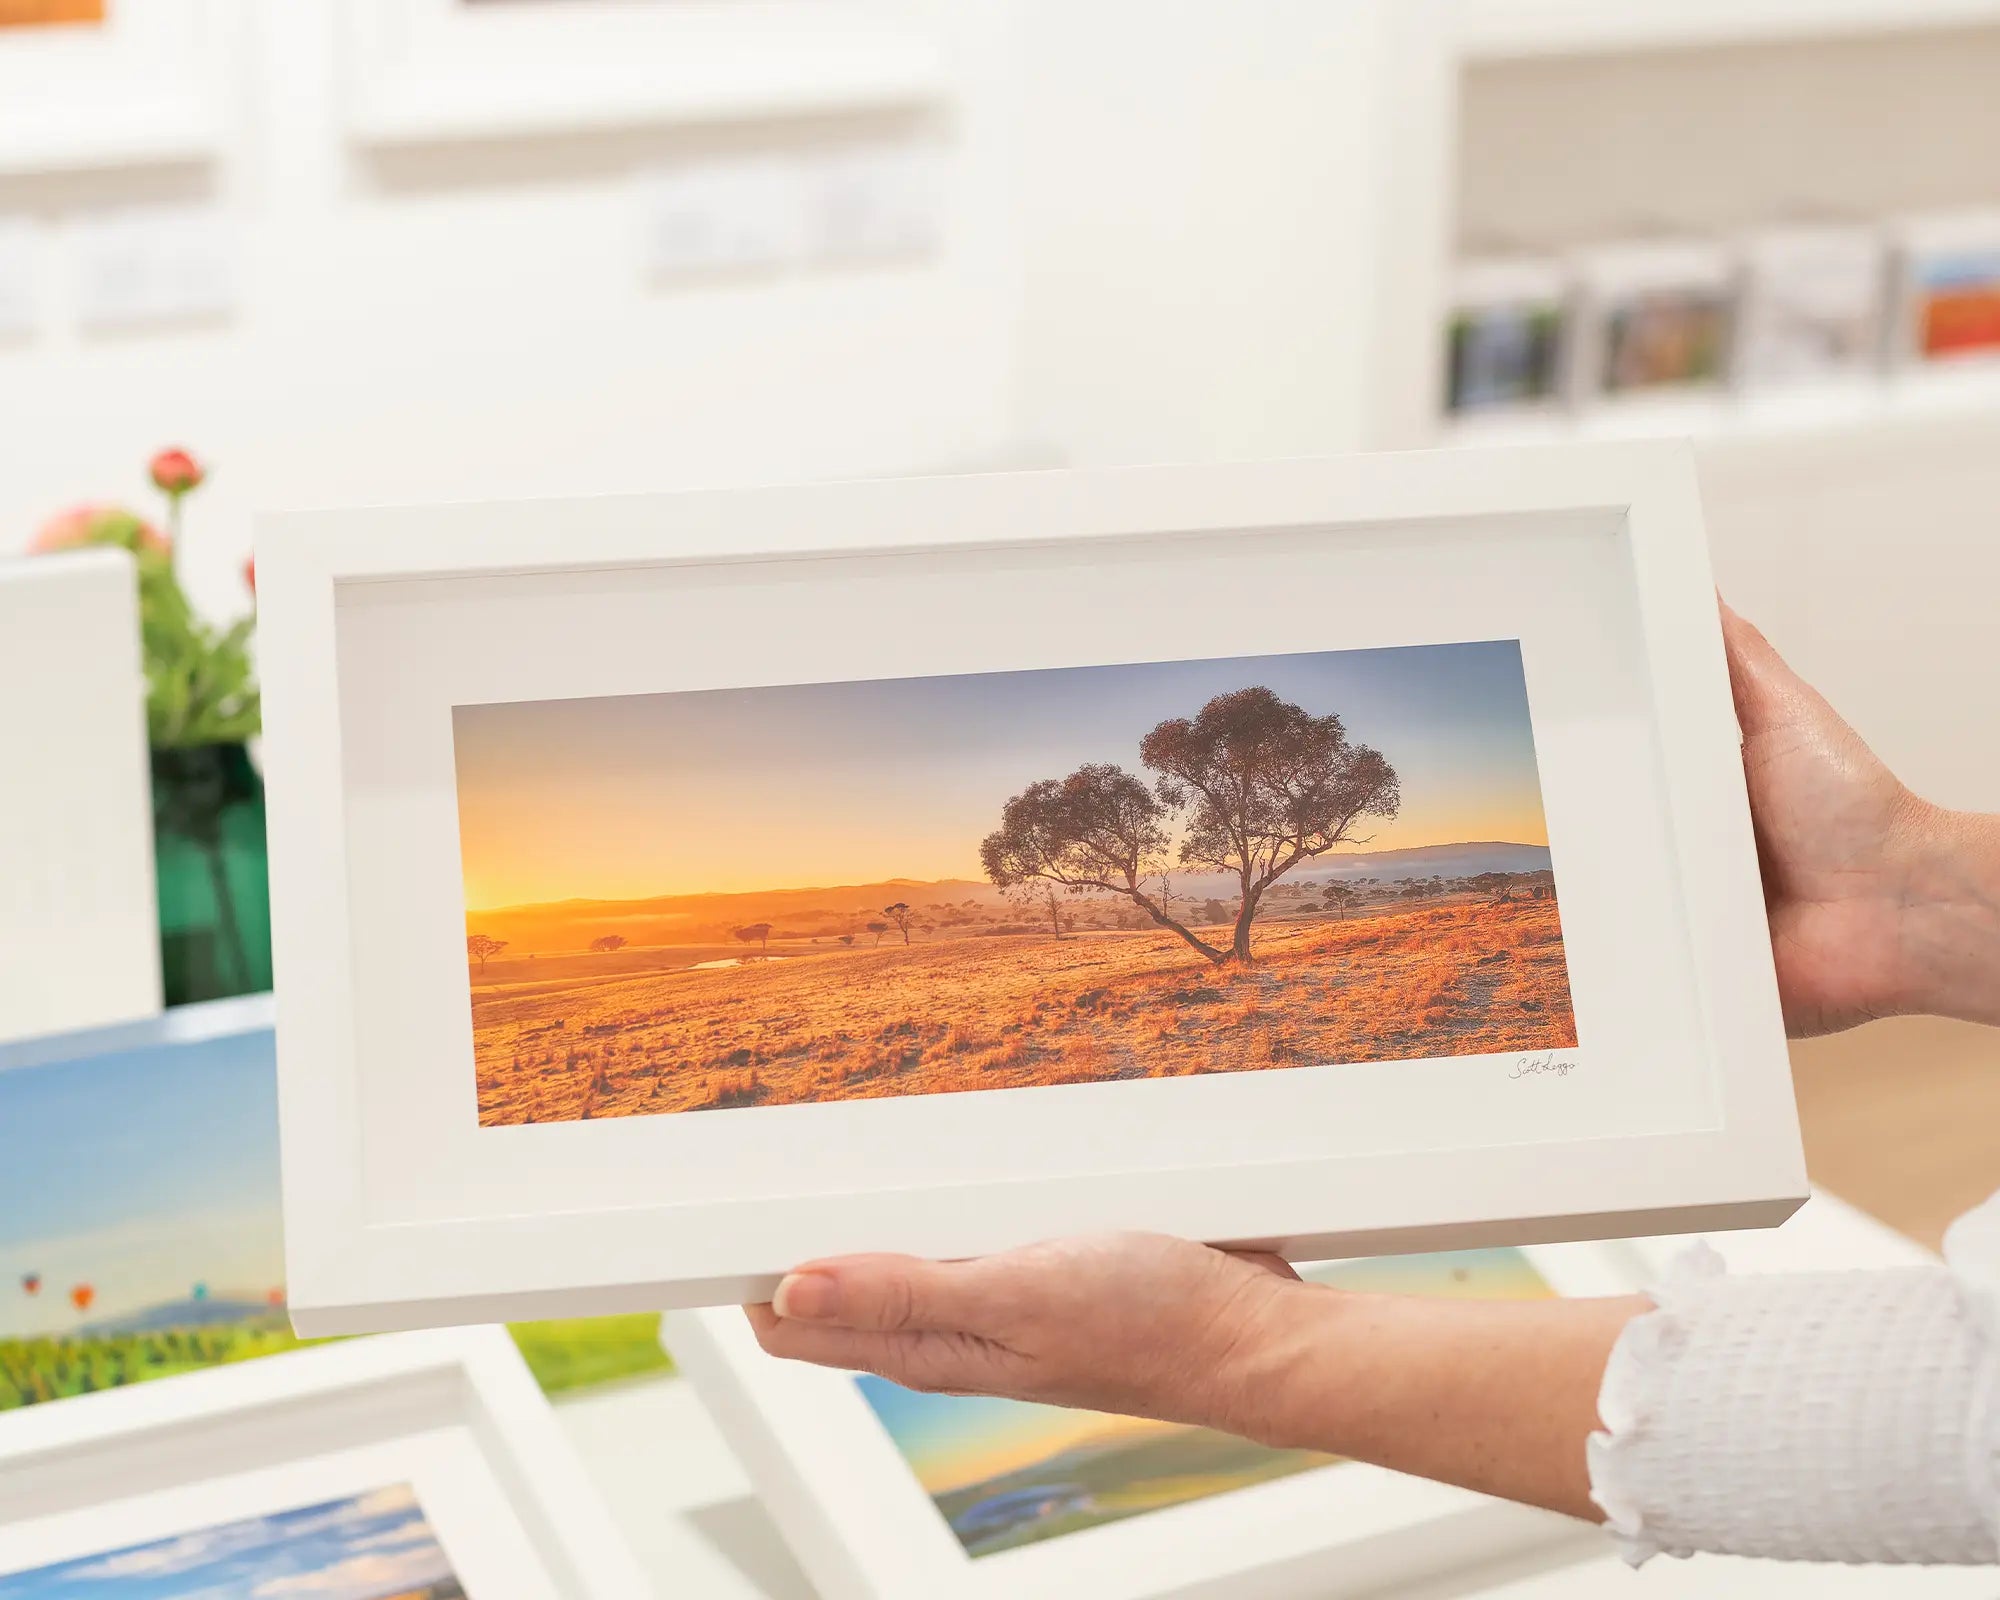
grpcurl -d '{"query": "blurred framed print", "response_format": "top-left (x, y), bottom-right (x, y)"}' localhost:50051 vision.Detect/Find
top-left (1892, 211), bottom-right (2000, 369)
top-left (1573, 239), bottom-right (1737, 401)
top-left (0, 0), bottom-right (223, 176)
top-left (1444, 256), bottom-right (1570, 421)
top-left (0, 1327), bottom-right (650, 1598)
top-left (258, 446), bottom-right (1806, 1334)
top-left (666, 1242), bottom-right (1636, 1600)
top-left (343, 0), bottom-right (942, 147)
top-left (1737, 223), bottom-right (1889, 391)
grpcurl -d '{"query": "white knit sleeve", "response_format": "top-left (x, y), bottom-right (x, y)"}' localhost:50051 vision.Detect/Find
top-left (1586, 1193), bottom-right (2000, 1566)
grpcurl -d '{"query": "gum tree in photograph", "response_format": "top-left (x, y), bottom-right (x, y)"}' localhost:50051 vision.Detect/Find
top-left (981, 687), bottom-right (1400, 966)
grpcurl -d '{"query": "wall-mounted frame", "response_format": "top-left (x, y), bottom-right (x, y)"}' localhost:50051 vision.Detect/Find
top-left (260, 446), bottom-right (1805, 1336)
top-left (0, 0), bottom-right (224, 177)
top-left (0, 1326), bottom-right (651, 1597)
top-left (666, 1243), bottom-right (1635, 1600)
top-left (343, 0), bottom-right (944, 149)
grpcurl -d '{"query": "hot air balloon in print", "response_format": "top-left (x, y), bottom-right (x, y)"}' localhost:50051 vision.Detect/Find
top-left (19, 1273), bottom-right (39, 1295)
top-left (266, 1287), bottom-right (285, 1307)
top-left (192, 1282), bottom-right (209, 1301)
top-left (69, 1284), bottom-right (94, 1313)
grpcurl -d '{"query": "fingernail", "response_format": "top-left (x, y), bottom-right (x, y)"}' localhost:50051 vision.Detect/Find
top-left (773, 1271), bottom-right (841, 1321)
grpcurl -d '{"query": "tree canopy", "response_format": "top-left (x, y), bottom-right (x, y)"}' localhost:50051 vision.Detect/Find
top-left (981, 687), bottom-right (1399, 964)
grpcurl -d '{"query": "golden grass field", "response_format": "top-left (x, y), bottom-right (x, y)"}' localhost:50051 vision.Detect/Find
top-left (471, 895), bottom-right (1575, 1124)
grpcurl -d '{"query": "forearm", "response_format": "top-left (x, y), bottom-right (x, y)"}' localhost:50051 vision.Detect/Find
top-left (1232, 1285), bottom-right (1646, 1520)
top-left (1895, 803), bottom-right (2000, 1026)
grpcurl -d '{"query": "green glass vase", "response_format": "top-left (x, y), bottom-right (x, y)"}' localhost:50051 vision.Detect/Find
top-left (150, 742), bottom-right (273, 1005)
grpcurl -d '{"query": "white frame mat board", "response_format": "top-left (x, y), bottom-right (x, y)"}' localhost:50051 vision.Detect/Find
top-left (666, 1242), bottom-right (1637, 1600)
top-left (0, 1326), bottom-right (650, 1598)
top-left (0, 549), bottom-right (159, 1044)
top-left (343, 0), bottom-right (943, 148)
top-left (0, 0), bottom-right (225, 176)
top-left (259, 446), bottom-right (1806, 1335)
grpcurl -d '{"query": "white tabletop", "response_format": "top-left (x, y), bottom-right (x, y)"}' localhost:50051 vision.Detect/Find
top-left (555, 1192), bottom-right (2000, 1599)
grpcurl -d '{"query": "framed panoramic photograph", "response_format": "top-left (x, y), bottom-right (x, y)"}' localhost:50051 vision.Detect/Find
top-left (0, 1326), bottom-right (650, 1598)
top-left (259, 446), bottom-right (1806, 1334)
top-left (666, 1241), bottom-right (1635, 1600)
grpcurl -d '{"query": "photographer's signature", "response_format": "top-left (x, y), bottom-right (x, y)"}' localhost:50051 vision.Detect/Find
top-left (1509, 1052), bottom-right (1575, 1081)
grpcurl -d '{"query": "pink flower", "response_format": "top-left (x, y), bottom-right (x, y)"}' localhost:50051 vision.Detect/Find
top-left (29, 503), bottom-right (169, 556)
top-left (149, 448), bottom-right (205, 496)
top-left (243, 554), bottom-right (256, 596)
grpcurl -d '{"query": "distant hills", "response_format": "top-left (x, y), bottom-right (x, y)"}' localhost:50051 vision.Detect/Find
top-left (466, 842), bottom-right (1554, 954)
top-left (84, 1295), bottom-right (276, 1335)
top-left (1297, 841), bottom-right (1552, 883)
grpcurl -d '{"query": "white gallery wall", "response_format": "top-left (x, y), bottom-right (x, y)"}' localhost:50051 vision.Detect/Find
top-left (0, 0), bottom-right (1027, 624)
top-left (1, 0), bottom-right (1996, 815)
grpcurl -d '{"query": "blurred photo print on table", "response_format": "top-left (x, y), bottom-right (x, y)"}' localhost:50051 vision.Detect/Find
top-left (1575, 239), bottom-right (1736, 398)
top-left (0, 1484), bottom-right (465, 1600)
top-left (860, 1249), bottom-right (1557, 1559)
top-left (1444, 258), bottom-right (1570, 418)
top-left (1736, 223), bottom-right (1889, 390)
top-left (454, 641), bottom-right (1576, 1126)
top-left (0, 1001), bottom-right (671, 1411)
top-left (1894, 211), bottom-right (2000, 367)
top-left (664, 1240), bottom-right (1639, 1600)
top-left (0, 1328), bottom-right (652, 1599)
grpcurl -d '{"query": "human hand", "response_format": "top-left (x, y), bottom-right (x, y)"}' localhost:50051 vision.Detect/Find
top-left (1720, 603), bottom-right (1939, 1036)
top-left (748, 1232), bottom-right (1303, 1438)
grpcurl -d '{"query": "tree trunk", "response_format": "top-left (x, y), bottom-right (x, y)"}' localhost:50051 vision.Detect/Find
top-left (1229, 886), bottom-right (1261, 962)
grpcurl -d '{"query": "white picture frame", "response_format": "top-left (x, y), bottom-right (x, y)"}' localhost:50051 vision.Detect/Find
top-left (343, 0), bottom-right (945, 148)
top-left (0, 1325), bottom-right (651, 1597)
top-left (0, 549), bottom-right (159, 1045)
top-left (665, 1241), bottom-right (1638, 1600)
top-left (0, 0), bottom-right (225, 177)
top-left (259, 446), bottom-right (1806, 1336)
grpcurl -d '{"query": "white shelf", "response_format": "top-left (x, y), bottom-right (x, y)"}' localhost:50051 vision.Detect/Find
top-left (1457, 0), bottom-right (2000, 61)
top-left (1442, 364), bottom-right (2000, 449)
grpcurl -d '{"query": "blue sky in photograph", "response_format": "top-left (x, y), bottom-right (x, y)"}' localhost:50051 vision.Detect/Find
top-left (455, 639), bottom-right (1550, 907)
top-left (0, 1485), bottom-right (455, 1600)
top-left (0, 1030), bottom-right (281, 1335)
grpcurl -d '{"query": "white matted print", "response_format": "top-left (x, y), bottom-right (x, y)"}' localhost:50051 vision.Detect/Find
top-left (260, 449), bottom-right (1805, 1332)
top-left (0, 1329), bottom-right (650, 1599)
top-left (0, 0), bottom-right (224, 177)
top-left (343, 0), bottom-right (942, 147)
top-left (666, 1242), bottom-right (1635, 1600)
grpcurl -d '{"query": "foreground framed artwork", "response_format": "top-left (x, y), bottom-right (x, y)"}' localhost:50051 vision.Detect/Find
top-left (666, 1242), bottom-right (1634, 1599)
top-left (0, 1326), bottom-right (650, 1598)
top-left (259, 446), bottom-right (1806, 1333)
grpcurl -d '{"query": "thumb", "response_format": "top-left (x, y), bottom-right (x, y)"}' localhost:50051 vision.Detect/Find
top-left (1718, 599), bottom-right (1795, 742)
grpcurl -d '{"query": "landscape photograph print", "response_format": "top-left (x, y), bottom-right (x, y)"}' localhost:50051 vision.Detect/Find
top-left (0, 1030), bottom-right (670, 1410)
top-left (0, 1484), bottom-right (466, 1600)
top-left (858, 1248), bottom-right (1558, 1558)
top-left (455, 640), bottom-right (1577, 1126)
